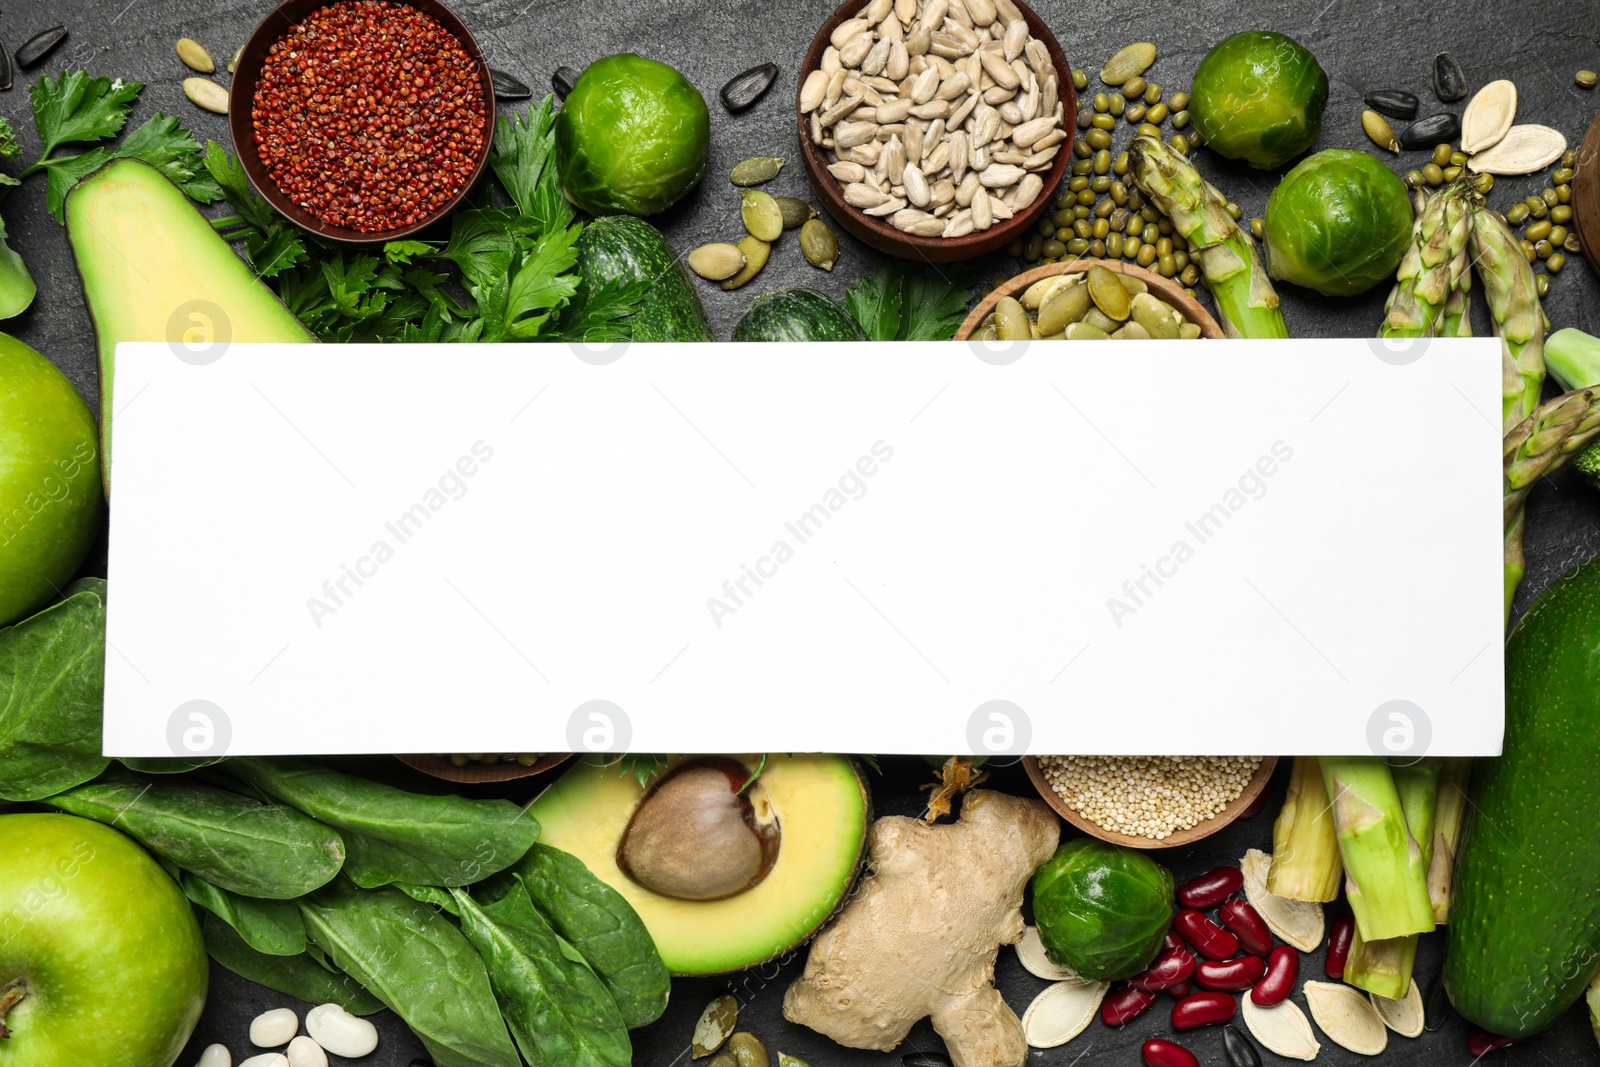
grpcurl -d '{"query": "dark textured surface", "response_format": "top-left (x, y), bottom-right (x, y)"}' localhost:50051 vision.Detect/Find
top-left (3, 0), bottom-right (1600, 1064)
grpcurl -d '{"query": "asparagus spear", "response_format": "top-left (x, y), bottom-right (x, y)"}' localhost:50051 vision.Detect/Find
top-left (1321, 757), bottom-right (1435, 942)
top-left (1379, 180), bottom-right (1475, 339)
top-left (1544, 328), bottom-right (1600, 492)
top-left (1428, 758), bottom-right (1471, 923)
top-left (1267, 756), bottom-right (1342, 902)
top-left (1439, 285), bottom-right (1472, 338)
top-left (1503, 388), bottom-right (1600, 619)
top-left (1126, 136), bottom-right (1289, 339)
top-left (1470, 205), bottom-right (1546, 433)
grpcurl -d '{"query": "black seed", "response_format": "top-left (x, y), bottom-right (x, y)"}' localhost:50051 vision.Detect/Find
top-left (1433, 52), bottom-right (1468, 102)
top-left (720, 62), bottom-right (778, 113)
top-left (488, 66), bottom-right (531, 101)
top-left (1423, 969), bottom-right (1454, 1032)
top-left (552, 65), bottom-right (581, 99)
top-left (1364, 89), bottom-right (1419, 120)
top-left (1222, 1024), bottom-right (1262, 1067)
top-left (0, 38), bottom-right (11, 91)
top-left (15, 26), bottom-right (67, 70)
top-left (1399, 112), bottom-right (1462, 150)
top-left (902, 1054), bottom-right (953, 1067)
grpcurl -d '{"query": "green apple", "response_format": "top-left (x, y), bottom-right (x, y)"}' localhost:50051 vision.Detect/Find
top-left (0, 332), bottom-right (103, 626)
top-left (0, 814), bottom-right (207, 1067)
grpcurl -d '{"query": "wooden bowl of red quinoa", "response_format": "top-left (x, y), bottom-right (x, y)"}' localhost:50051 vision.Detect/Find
top-left (229, 0), bottom-right (496, 243)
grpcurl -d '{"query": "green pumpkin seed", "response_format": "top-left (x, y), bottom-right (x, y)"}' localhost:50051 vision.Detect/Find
top-left (692, 995), bottom-right (739, 1057)
top-left (227, 45), bottom-right (242, 73)
top-left (1113, 320), bottom-right (1152, 340)
top-left (995, 297), bottom-right (1031, 340)
top-left (722, 237), bottom-right (770, 290)
top-left (775, 1055), bottom-right (811, 1067)
top-left (1065, 321), bottom-right (1111, 340)
top-left (1100, 42), bottom-right (1157, 86)
top-left (1178, 320), bottom-right (1202, 338)
top-left (799, 219), bottom-right (838, 271)
top-left (727, 1033), bottom-right (769, 1067)
top-left (687, 242), bottom-right (747, 281)
top-left (731, 156), bottom-right (785, 186)
top-left (1363, 110), bottom-right (1399, 153)
top-left (1086, 265), bottom-right (1130, 320)
top-left (775, 197), bottom-right (816, 229)
top-left (741, 190), bottom-right (784, 242)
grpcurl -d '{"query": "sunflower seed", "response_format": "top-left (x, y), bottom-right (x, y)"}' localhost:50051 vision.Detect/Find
top-left (552, 66), bottom-right (581, 98)
top-left (836, 120), bottom-right (880, 149)
top-left (818, 94), bottom-right (864, 127)
top-left (182, 77), bottom-right (229, 114)
top-left (16, 26), bottom-right (67, 69)
top-left (1433, 51), bottom-right (1468, 102)
top-left (176, 38), bottom-right (215, 74)
top-left (489, 67), bottom-right (532, 100)
top-left (840, 32), bottom-right (874, 68)
top-left (903, 163), bottom-right (931, 207)
top-left (877, 96), bottom-right (913, 123)
top-left (828, 161), bottom-right (867, 183)
top-left (831, 18), bottom-right (872, 49)
top-left (971, 187), bottom-right (993, 230)
top-left (721, 63), bottom-right (777, 112)
top-left (0, 38), bottom-right (12, 91)
top-left (845, 182), bottom-right (893, 208)
top-left (863, 196), bottom-right (908, 217)
top-left (1364, 89), bottom-right (1419, 119)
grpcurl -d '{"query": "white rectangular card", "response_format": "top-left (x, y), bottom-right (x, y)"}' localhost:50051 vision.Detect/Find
top-left (104, 339), bottom-right (1504, 759)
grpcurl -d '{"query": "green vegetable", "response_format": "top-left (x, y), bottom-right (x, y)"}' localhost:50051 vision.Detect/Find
top-left (1188, 32), bottom-right (1328, 169)
top-left (0, 579), bottom-right (108, 801)
top-left (843, 259), bottom-right (979, 341)
top-left (44, 769), bottom-right (347, 899)
top-left (492, 95), bottom-right (576, 236)
top-left (1261, 150), bottom-right (1412, 296)
top-left (1446, 557), bottom-right (1600, 1037)
top-left (1469, 203), bottom-right (1545, 432)
top-left (452, 884), bottom-right (632, 1067)
top-left (1127, 136), bottom-right (1289, 338)
top-left (307, 881), bottom-right (523, 1067)
top-left (1379, 181), bottom-right (1473, 340)
top-left (732, 288), bottom-right (867, 342)
top-left (1427, 758), bottom-right (1470, 923)
top-left (201, 913), bottom-right (383, 1015)
top-left (1342, 759), bottom-right (1439, 999)
top-left (1320, 757), bottom-right (1434, 942)
top-left (0, 117), bottom-right (34, 319)
top-left (1030, 838), bottom-right (1174, 980)
top-left (513, 844), bottom-right (670, 1030)
top-left (183, 872), bottom-right (307, 956)
top-left (1544, 328), bottom-right (1600, 492)
top-left (1503, 390), bottom-right (1600, 617)
top-left (228, 757), bottom-right (540, 889)
top-left (575, 215), bottom-right (714, 342)
top-left (1267, 756), bottom-right (1342, 902)
top-left (555, 54), bottom-right (710, 217)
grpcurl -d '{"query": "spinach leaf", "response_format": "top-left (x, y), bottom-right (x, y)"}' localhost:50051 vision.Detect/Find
top-left (229, 757), bottom-right (539, 888)
top-left (183, 872), bottom-right (306, 956)
top-left (452, 884), bottom-right (632, 1067)
top-left (45, 769), bottom-right (346, 898)
top-left (120, 756), bottom-right (226, 774)
top-left (0, 578), bottom-right (109, 801)
top-left (515, 844), bottom-right (669, 1029)
top-left (300, 880), bottom-right (521, 1067)
top-left (394, 881), bottom-right (459, 914)
top-left (202, 913), bottom-right (383, 1015)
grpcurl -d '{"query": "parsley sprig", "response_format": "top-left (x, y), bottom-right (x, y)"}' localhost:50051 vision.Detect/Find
top-left (844, 259), bottom-right (979, 342)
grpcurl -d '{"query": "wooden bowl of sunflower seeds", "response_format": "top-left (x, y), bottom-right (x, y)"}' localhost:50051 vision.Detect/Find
top-left (798, 0), bottom-right (1077, 262)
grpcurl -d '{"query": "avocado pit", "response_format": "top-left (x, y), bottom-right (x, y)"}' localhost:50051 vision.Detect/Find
top-left (617, 758), bottom-right (780, 901)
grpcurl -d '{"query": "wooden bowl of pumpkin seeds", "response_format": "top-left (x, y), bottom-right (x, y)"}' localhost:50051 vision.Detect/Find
top-left (956, 260), bottom-right (1224, 341)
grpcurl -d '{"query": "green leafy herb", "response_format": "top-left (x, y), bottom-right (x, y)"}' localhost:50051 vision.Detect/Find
top-left (44, 769), bottom-right (348, 898)
top-left (301, 880), bottom-right (522, 1067)
top-left (28, 71), bottom-right (143, 157)
top-left (0, 578), bottom-right (109, 801)
top-left (184, 872), bottom-right (308, 956)
top-left (845, 259), bottom-right (978, 341)
top-left (0, 117), bottom-right (19, 160)
top-left (204, 141), bottom-right (308, 278)
top-left (491, 96), bottom-right (573, 235)
top-left (229, 757), bottom-right (541, 889)
top-left (201, 912), bottom-right (384, 1015)
top-left (497, 225), bottom-right (584, 341)
top-left (384, 239), bottom-right (435, 264)
top-left (113, 113), bottom-right (224, 204)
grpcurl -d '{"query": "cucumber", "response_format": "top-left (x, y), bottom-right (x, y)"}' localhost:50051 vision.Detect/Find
top-left (732, 288), bottom-right (866, 342)
top-left (1444, 558), bottom-right (1600, 1037)
top-left (575, 215), bottom-right (714, 342)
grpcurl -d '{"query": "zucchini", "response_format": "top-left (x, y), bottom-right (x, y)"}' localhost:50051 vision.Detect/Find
top-left (575, 215), bottom-right (714, 343)
top-left (732, 288), bottom-right (866, 342)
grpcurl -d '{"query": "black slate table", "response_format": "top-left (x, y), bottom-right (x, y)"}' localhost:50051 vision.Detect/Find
top-left (3, 0), bottom-right (1599, 1064)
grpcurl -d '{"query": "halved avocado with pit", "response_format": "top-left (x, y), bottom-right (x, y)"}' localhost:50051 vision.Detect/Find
top-left (529, 754), bottom-right (869, 975)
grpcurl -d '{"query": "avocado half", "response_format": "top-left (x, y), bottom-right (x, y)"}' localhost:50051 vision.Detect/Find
top-left (530, 754), bottom-right (869, 975)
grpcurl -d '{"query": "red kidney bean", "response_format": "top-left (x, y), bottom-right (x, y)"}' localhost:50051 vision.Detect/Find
top-left (1251, 945), bottom-right (1298, 1006)
top-left (1467, 1027), bottom-right (1516, 1056)
top-left (1174, 909), bottom-right (1240, 960)
top-left (1238, 788), bottom-right (1272, 820)
top-left (1176, 866), bottom-right (1244, 909)
top-left (1101, 985), bottom-right (1158, 1027)
top-left (1325, 915), bottom-right (1355, 978)
top-left (1171, 991), bottom-right (1238, 1030)
top-left (1168, 977), bottom-right (1193, 999)
top-left (1142, 1038), bottom-right (1200, 1067)
top-left (1219, 899), bottom-right (1274, 956)
top-left (1129, 945), bottom-right (1197, 992)
top-left (1195, 954), bottom-right (1266, 992)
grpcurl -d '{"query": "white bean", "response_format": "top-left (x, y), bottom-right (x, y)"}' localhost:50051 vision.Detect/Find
top-left (286, 1036), bottom-right (328, 1067)
top-left (249, 1008), bottom-right (299, 1048)
top-left (238, 1057), bottom-right (288, 1067)
top-left (194, 1045), bottom-right (232, 1067)
top-left (307, 1006), bottom-right (380, 1059)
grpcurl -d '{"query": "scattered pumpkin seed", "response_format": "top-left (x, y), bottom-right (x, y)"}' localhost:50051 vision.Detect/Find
top-left (1467, 124), bottom-right (1567, 176)
top-left (721, 63), bottom-right (778, 112)
top-left (1433, 51), bottom-right (1468, 102)
top-left (687, 242), bottom-right (747, 281)
top-left (1100, 42), bottom-right (1157, 86)
top-left (176, 38), bottom-right (215, 74)
top-left (799, 218), bottom-right (838, 270)
top-left (726, 1032), bottom-right (769, 1067)
top-left (722, 236), bottom-right (770, 290)
top-left (227, 45), bottom-right (242, 74)
top-left (774, 197), bottom-right (816, 229)
top-left (775, 1055), bottom-right (810, 1067)
top-left (16, 26), bottom-right (67, 69)
top-left (692, 996), bottom-right (738, 1058)
top-left (182, 77), bottom-right (229, 114)
top-left (1362, 110), bottom-right (1399, 153)
top-left (740, 189), bottom-right (784, 241)
top-left (731, 156), bottom-right (785, 186)
top-left (1460, 79), bottom-right (1517, 154)
top-left (1086, 264), bottom-right (1130, 320)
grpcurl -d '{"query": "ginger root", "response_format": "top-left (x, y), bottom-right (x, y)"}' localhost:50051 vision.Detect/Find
top-left (782, 789), bottom-right (1060, 1067)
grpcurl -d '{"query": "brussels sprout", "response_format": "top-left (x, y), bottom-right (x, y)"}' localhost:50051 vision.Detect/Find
top-left (555, 54), bottom-right (710, 216)
top-left (1030, 838), bottom-right (1174, 981)
top-left (1189, 32), bottom-right (1328, 169)
top-left (1262, 150), bottom-right (1414, 297)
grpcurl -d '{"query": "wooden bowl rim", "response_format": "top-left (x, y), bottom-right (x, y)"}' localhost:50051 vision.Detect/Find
top-left (395, 752), bottom-right (574, 783)
top-left (955, 259), bottom-right (1227, 340)
top-left (1572, 110), bottom-right (1600, 279)
top-left (796, 0), bottom-right (1076, 263)
top-left (227, 0), bottom-right (496, 245)
top-left (1022, 755), bottom-right (1278, 849)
